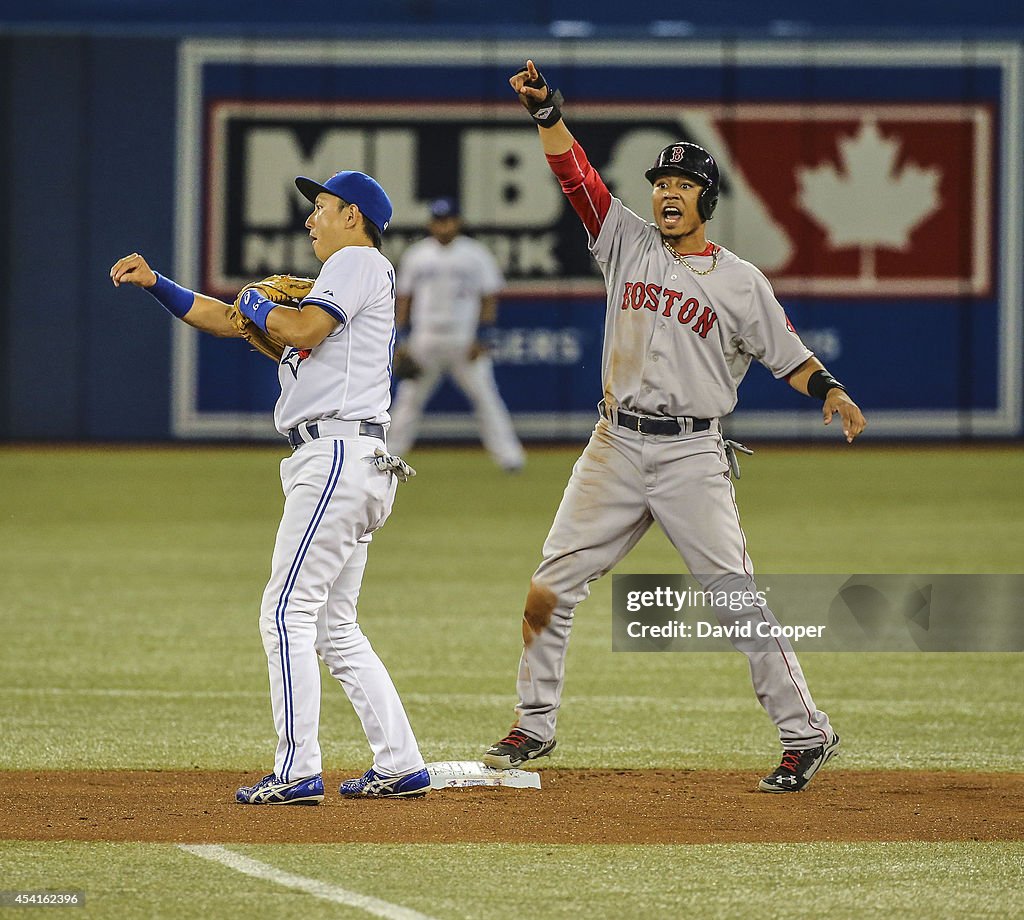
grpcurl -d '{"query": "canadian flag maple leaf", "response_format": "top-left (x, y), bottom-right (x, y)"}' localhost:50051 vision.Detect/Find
top-left (796, 120), bottom-right (941, 253)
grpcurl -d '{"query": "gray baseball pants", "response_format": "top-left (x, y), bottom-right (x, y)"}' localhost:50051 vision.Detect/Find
top-left (513, 418), bottom-right (833, 750)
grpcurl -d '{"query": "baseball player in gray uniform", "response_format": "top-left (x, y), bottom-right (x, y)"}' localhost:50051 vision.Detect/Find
top-left (110, 170), bottom-right (431, 803)
top-left (484, 61), bottom-right (867, 792)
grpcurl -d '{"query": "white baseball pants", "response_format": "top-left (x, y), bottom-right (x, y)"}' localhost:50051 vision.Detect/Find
top-left (259, 435), bottom-right (424, 782)
top-left (388, 336), bottom-right (525, 470)
top-left (513, 418), bottom-right (833, 750)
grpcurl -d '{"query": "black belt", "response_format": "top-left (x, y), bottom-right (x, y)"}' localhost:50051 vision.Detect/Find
top-left (602, 404), bottom-right (711, 436)
top-left (286, 420), bottom-right (386, 450)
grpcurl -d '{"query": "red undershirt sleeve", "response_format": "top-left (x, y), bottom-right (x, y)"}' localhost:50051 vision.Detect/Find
top-left (545, 141), bottom-right (612, 241)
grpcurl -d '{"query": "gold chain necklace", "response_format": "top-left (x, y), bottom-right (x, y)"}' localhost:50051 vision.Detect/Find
top-left (663, 239), bottom-right (718, 275)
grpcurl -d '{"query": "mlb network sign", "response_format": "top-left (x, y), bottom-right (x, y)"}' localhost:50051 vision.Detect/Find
top-left (175, 41), bottom-right (1021, 438)
top-left (203, 101), bottom-right (992, 299)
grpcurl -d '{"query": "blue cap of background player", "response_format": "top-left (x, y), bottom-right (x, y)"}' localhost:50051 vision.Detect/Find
top-left (295, 171), bottom-right (393, 233)
top-left (429, 197), bottom-right (460, 220)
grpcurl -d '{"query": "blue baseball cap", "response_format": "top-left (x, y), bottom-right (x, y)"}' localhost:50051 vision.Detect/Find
top-left (429, 197), bottom-right (460, 219)
top-left (295, 171), bottom-right (393, 233)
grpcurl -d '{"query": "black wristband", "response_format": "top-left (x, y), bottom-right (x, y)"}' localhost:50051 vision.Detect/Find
top-left (529, 88), bottom-right (564, 127)
top-left (806, 369), bottom-right (846, 402)
top-left (516, 62), bottom-right (565, 127)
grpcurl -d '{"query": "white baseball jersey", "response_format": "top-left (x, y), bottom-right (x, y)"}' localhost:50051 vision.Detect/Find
top-left (396, 235), bottom-right (503, 344)
top-left (274, 245), bottom-right (397, 433)
top-left (593, 198), bottom-right (811, 420)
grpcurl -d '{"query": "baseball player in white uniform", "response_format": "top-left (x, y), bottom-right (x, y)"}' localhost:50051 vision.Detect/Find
top-left (484, 61), bottom-right (867, 793)
top-left (388, 198), bottom-right (526, 471)
top-left (110, 170), bottom-right (431, 803)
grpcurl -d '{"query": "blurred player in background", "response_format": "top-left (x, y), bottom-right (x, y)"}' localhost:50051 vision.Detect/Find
top-left (389, 198), bottom-right (526, 472)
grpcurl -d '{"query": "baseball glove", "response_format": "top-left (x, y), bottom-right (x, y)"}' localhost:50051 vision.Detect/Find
top-left (228, 274), bottom-right (315, 361)
top-left (392, 343), bottom-right (422, 380)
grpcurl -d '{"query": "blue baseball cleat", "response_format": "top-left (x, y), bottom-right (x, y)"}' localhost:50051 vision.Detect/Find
top-left (235, 773), bottom-right (325, 805)
top-left (339, 767), bottom-right (431, 798)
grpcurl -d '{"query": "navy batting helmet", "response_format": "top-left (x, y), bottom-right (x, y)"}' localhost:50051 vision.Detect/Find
top-left (644, 142), bottom-right (720, 221)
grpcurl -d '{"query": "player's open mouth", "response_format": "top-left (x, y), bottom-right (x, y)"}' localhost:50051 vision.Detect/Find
top-left (662, 207), bottom-right (682, 226)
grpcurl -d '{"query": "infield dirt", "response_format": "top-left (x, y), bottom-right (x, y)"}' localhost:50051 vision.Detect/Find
top-left (3, 770), bottom-right (1021, 844)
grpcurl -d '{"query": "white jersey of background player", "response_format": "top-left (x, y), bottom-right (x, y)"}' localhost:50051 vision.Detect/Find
top-left (483, 61), bottom-right (867, 794)
top-left (389, 197), bottom-right (526, 472)
top-left (111, 170), bottom-right (431, 803)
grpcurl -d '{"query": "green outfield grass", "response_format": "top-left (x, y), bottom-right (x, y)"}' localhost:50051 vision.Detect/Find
top-left (1, 444), bottom-right (1020, 772)
top-left (1, 444), bottom-right (1022, 919)
top-left (2, 841), bottom-right (1022, 920)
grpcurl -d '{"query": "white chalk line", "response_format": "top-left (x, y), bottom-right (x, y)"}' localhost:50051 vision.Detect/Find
top-left (2, 686), bottom-right (995, 715)
top-left (0, 686), bottom-right (697, 706)
top-left (179, 844), bottom-right (440, 920)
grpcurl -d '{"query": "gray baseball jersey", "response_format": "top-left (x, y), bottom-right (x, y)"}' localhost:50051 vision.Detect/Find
top-left (593, 197), bottom-right (812, 420)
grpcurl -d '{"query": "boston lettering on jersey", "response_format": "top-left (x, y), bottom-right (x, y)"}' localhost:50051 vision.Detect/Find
top-left (619, 282), bottom-right (718, 339)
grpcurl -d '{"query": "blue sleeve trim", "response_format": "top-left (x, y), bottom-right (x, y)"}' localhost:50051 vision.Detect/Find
top-left (301, 296), bottom-right (347, 326)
